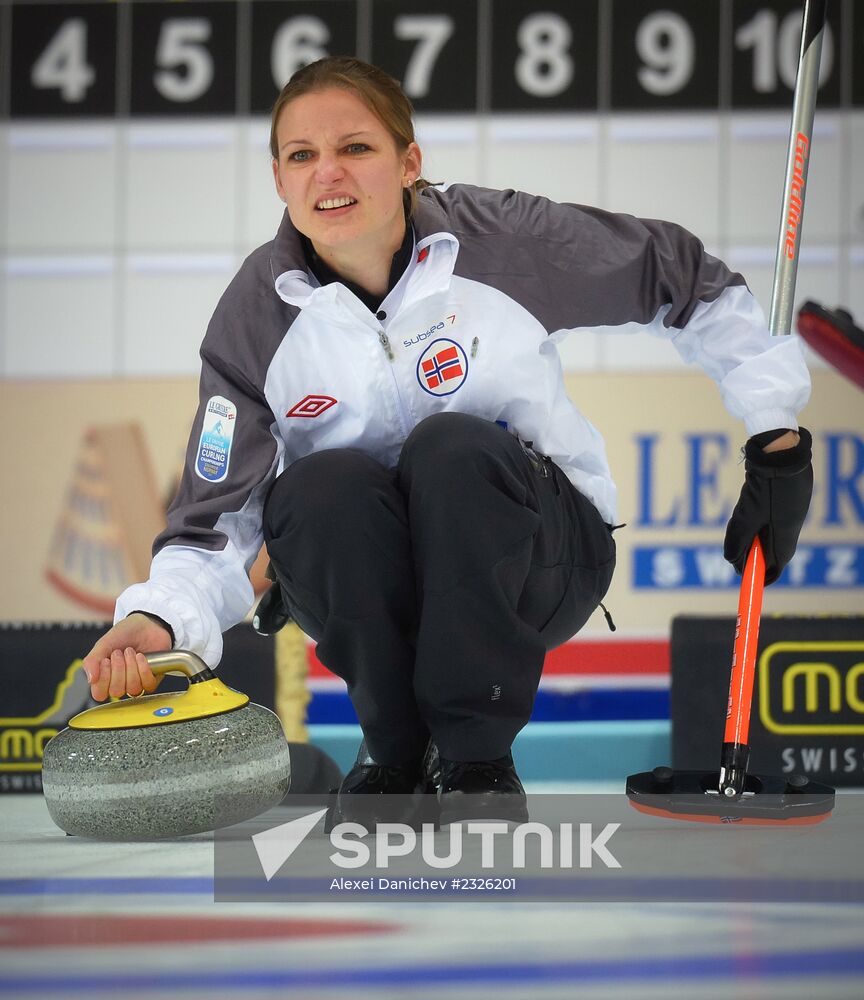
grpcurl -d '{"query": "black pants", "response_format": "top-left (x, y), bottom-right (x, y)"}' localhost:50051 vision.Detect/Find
top-left (263, 412), bottom-right (615, 765)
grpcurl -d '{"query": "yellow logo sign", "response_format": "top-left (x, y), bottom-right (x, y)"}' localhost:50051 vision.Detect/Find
top-left (759, 642), bottom-right (864, 735)
top-left (0, 660), bottom-right (85, 771)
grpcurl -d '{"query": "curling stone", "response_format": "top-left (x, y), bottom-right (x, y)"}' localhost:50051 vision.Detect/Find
top-left (42, 650), bottom-right (291, 840)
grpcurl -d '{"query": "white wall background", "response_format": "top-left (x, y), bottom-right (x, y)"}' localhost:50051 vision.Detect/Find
top-left (1, 108), bottom-right (861, 380)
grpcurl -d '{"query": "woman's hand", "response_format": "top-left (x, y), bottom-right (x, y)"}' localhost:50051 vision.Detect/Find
top-left (81, 614), bottom-right (173, 702)
top-left (723, 427), bottom-right (813, 585)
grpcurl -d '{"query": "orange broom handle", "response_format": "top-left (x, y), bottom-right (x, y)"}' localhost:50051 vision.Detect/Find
top-left (724, 537), bottom-right (766, 746)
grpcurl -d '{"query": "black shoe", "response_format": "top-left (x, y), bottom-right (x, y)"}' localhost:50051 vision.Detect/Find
top-left (438, 753), bottom-right (529, 825)
top-left (252, 582), bottom-right (292, 636)
top-left (328, 740), bottom-right (440, 831)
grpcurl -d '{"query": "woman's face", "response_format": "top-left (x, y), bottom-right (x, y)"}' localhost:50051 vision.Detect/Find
top-left (272, 87), bottom-right (421, 259)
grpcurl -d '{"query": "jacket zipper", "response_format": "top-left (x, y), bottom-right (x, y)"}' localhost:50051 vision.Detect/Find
top-left (377, 329), bottom-right (411, 438)
top-left (378, 329), bottom-right (394, 361)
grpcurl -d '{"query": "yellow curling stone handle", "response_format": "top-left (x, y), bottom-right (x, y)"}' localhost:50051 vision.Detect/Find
top-left (69, 650), bottom-right (249, 730)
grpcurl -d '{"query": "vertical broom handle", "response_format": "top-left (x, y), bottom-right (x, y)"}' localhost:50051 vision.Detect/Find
top-left (718, 1), bottom-right (826, 796)
top-left (768, 0), bottom-right (828, 337)
top-left (723, 537), bottom-right (766, 748)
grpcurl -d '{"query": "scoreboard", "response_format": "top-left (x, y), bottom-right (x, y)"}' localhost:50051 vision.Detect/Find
top-left (3, 0), bottom-right (857, 119)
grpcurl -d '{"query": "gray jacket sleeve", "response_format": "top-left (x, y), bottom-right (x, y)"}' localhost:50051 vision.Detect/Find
top-left (114, 244), bottom-right (296, 666)
top-left (436, 185), bottom-right (742, 330)
top-left (436, 185), bottom-right (809, 434)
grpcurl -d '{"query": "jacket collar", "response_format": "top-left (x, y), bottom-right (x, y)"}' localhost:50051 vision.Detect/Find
top-left (270, 189), bottom-right (459, 307)
top-left (411, 189), bottom-right (452, 242)
top-left (269, 209), bottom-right (306, 284)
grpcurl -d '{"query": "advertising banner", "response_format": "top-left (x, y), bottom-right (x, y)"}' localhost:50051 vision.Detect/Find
top-left (671, 615), bottom-right (864, 787)
top-left (1, 369), bottom-right (861, 633)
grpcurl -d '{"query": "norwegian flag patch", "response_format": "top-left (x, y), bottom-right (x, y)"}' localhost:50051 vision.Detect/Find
top-left (416, 339), bottom-right (468, 396)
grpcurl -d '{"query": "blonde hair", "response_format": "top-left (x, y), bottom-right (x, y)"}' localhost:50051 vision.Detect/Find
top-left (269, 57), bottom-right (430, 216)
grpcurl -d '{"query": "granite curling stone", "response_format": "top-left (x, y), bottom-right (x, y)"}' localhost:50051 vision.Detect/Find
top-left (41, 650), bottom-right (292, 840)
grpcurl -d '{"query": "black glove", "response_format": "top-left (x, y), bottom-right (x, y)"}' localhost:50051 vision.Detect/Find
top-left (723, 427), bottom-right (813, 586)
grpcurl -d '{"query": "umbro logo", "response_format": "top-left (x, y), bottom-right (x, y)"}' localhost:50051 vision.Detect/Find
top-left (286, 395), bottom-right (337, 418)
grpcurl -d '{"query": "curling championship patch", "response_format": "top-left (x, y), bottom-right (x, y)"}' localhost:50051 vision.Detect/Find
top-left (416, 339), bottom-right (468, 396)
top-left (195, 396), bottom-right (236, 483)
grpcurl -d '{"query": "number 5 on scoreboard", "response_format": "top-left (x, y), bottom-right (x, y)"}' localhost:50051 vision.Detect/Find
top-left (154, 19), bottom-right (215, 103)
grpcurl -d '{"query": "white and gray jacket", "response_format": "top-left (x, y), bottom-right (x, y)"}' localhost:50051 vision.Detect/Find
top-left (115, 184), bottom-right (810, 664)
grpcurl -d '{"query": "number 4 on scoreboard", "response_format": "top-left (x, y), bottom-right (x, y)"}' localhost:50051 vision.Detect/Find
top-left (11, 3), bottom-right (117, 117)
top-left (31, 18), bottom-right (95, 103)
top-left (9, 3), bottom-right (117, 118)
